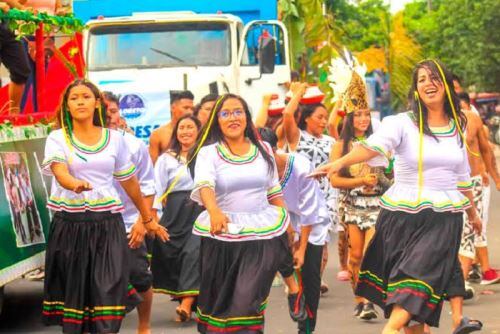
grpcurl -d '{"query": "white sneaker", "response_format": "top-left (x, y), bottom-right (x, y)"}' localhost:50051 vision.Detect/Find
top-left (464, 281), bottom-right (475, 300)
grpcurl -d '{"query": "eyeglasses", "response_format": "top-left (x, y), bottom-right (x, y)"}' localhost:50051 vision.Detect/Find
top-left (218, 109), bottom-right (245, 120)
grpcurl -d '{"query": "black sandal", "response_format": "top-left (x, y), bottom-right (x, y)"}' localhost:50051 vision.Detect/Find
top-left (452, 317), bottom-right (483, 334)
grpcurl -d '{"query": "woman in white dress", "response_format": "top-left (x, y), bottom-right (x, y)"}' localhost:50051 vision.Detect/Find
top-left (316, 60), bottom-right (482, 334)
top-left (190, 94), bottom-right (300, 333)
top-left (41, 79), bottom-right (167, 334)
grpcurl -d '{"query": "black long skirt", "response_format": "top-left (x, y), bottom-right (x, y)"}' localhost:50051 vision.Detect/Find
top-left (43, 211), bottom-right (140, 334)
top-left (151, 191), bottom-right (202, 298)
top-left (355, 208), bottom-right (464, 327)
top-left (197, 233), bottom-right (290, 334)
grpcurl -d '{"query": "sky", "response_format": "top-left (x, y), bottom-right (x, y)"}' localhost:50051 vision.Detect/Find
top-left (388, 0), bottom-right (414, 13)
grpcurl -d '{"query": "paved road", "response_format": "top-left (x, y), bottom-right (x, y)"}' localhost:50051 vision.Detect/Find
top-left (1, 167), bottom-right (500, 333)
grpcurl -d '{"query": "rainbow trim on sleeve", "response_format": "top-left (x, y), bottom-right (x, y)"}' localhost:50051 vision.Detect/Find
top-left (41, 155), bottom-right (66, 170)
top-left (113, 164), bottom-right (136, 181)
top-left (266, 185), bottom-right (283, 201)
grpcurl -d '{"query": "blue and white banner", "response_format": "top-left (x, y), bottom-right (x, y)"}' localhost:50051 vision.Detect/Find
top-left (96, 81), bottom-right (171, 143)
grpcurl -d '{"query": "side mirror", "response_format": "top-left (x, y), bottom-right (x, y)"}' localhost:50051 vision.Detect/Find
top-left (259, 36), bottom-right (276, 74)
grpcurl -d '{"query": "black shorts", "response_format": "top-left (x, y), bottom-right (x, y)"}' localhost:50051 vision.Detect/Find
top-left (0, 23), bottom-right (31, 84)
top-left (129, 242), bottom-right (153, 293)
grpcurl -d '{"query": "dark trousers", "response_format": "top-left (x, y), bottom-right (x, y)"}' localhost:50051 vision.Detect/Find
top-left (0, 24), bottom-right (31, 84)
top-left (298, 243), bottom-right (323, 333)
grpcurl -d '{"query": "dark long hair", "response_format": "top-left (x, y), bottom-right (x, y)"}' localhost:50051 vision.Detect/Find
top-left (297, 103), bottom-right (326, 130)
top-left (167, 114), bottom-right (202, 160)
top-left (339, 112), bottom-right (373, 177)
top-left (189, 94), bottom-right (275, 174)
top-left (257, 127), bottom-right (278, 150)
top-left (408, 60), bottom-right (466, 145)
top-left (56, 79), bottom-right (107, 130)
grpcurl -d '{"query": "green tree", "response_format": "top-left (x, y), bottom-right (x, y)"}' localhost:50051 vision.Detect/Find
top-left (402, 0), bottom-right (500, 91)
top-left (279, 0), bottom-right (341, 106)
top-left (325, 0), bottom-right (389, 52)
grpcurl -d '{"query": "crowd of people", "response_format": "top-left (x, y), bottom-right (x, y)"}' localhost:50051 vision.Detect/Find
top-left (38, 57), bottom-right (499, 334)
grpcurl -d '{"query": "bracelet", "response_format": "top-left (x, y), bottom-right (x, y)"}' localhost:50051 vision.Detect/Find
top-left (142, 217), bottom-right (153, 225)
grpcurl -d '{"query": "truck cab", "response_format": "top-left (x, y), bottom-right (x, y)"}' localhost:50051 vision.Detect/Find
top-left (84, 12), bottom-right (290, 141)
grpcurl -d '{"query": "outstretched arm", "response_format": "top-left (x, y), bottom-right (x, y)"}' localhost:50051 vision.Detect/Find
top-left (328, 141), bottom-right (373, 189)
top-left (51, 162), bottom-right (92, 193)
top-left (316, 145), bottom-right (379, 178)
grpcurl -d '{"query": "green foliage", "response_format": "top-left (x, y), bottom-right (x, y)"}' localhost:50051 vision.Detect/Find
top-left (0, 9), bottom-right (84, 37)
top-left (388, 13), bottom-right (422, 110)
top-left (278, 0), bottom-right (306, 66)
top-left (325, 0), bottom-right (389, 52)
top-left (279, 0), bottom-right (341, 106)
top-left (402, 0), bottom-right (500, 91)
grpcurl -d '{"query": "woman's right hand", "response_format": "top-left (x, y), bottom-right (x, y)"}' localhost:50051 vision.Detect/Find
top-left (72, 179), bottom-right (92, 193)
top-left (312, 160), bottom-right (343, 179)
top-left (209, 208), bottom-right (229, 236)
top-left (362, 174), bottom-right (378, 187)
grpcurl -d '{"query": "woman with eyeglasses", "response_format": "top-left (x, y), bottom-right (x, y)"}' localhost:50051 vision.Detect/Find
top-left (190, 94), bottom-right (303, 334)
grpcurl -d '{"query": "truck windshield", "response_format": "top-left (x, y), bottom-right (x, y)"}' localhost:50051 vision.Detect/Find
top-left (87, 21), bottom-right (231, 70)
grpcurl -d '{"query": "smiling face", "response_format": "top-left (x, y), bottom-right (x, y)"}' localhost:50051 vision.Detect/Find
top-left (305, 106), bottom-right (328, 137)
top-left (176, 117), bottom-right (199, 149)
top-left (352, 109), bottom-right (371, 135)
top-left (417, 67), bottom-right (445, 108)
top-left (67, 84), bottom-right (99, 124)
top-left (217, 98), bottom-right (247, 140)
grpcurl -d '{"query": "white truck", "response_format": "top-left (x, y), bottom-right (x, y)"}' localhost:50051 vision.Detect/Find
top-left (84, 12), bottom-right (291, 141)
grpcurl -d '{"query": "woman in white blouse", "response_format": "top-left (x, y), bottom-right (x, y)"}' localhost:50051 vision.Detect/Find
top-left (41, 80), bottom-right (167, 334)
top-left (316, 60), bottom-right (482, 334)
top-left (190, 94), bottom-right (303, 333)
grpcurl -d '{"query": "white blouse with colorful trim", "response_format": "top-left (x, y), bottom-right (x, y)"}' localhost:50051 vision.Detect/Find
top-left (280, 153), bottom-right (331, 246)
top-left (153, 152), bottom-right (194, 211)
top-left (42, 128), bottom-right (136, 213)
top-left (191, 142), bottom-right (289, 242)
top-left (361, 111), bottom-right (472, 213)
top-left (114, 131), bottom-right (155, 231)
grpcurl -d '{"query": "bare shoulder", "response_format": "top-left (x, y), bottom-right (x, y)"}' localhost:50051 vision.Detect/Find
top-left (151, 123), bottom-right (172, 141)
top-left (464, 110), bottom-right (481, 132)
top-left (152, 123), bottom-right (171, 135)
